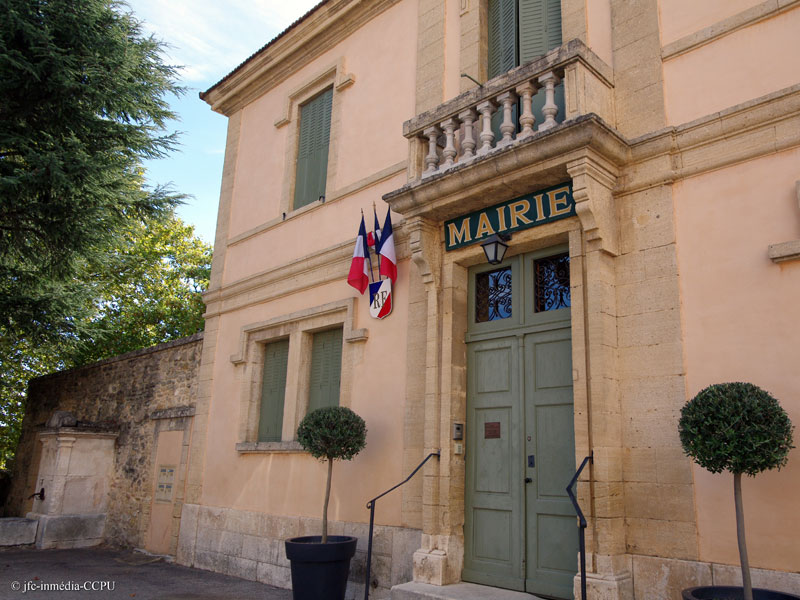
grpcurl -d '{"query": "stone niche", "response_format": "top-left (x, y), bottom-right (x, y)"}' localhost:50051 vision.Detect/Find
top-left (27, 427), bottom-right (117, 549)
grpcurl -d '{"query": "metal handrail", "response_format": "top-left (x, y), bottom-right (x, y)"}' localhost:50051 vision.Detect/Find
top-left (566, 453), bottom-right (593, 600)
top-left (363, 450), bottom-right (440, 600)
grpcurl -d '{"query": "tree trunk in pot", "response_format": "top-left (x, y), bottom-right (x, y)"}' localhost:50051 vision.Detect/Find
top-left (322, 458), bottom-right (333, 543)
top-left (734, 472), bottom-right (753, 600)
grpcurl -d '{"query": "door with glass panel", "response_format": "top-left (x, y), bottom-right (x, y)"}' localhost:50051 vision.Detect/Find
top-left (463, 248), bottom-right (577, 599)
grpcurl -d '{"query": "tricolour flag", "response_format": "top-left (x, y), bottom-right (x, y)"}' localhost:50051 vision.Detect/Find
top-left (377, 209), bottom-right (397, 283)
top-left (347, 215), bottom-right (371, 294)
top-left (367, 207), bottom-right (381, 247)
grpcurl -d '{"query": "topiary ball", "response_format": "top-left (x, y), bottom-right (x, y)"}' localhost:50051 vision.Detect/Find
top-left (679, 382), bottom-right (794, 477)
top-left (297, 406), bottom-right (367, 462)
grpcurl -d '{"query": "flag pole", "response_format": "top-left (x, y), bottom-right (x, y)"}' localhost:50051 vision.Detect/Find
top-left (372, 201), bottom-right (382, 277)
top-left (362, 208), bottom-right (375, 283)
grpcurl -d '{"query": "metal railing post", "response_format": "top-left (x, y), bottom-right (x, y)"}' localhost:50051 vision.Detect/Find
top-left (363, 450), bottom-right (440, 600)
top-left (567, 453), bottom-right (593, 600)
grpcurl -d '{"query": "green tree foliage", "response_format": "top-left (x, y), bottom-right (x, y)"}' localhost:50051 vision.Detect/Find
top-left (0, 337), bottom-right (61, 470)
top-left (679, 382), bottom-right (794, 600)
top-left (71, 213), bottom-right (211, 365)
top-left (0, 0), bottom-right (183, 343)
top-left (297, 406), bottom-right (368, 463)
top-left (679, 382), bottom-right (794, 477)
top-left (297, 407), bottom-right (367, 542)
top-left (0, 0), bottom-right (195, 469)
top-left (0, 213), bottom-right (211, 469)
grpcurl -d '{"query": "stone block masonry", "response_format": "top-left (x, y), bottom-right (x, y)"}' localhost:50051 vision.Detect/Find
top-left (0, 517), bottom-right (37, 546)
top-left (5, 333), bottom-right (203, 553)
top-left (178, 503), bottom-right (421, 600)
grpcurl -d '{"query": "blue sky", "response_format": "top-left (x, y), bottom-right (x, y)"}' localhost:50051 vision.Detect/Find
top-left (128, 0), bottom-right (321, 243)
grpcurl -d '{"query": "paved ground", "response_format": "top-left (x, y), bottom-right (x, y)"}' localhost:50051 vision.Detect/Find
top-left (0, 547), bottom-right (294, 599)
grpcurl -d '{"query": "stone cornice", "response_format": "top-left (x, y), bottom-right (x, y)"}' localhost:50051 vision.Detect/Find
top-left (201, 0), bottom-right (401, 115)
top-left (384, 115), bottom-right (629, 222)
top-left (662, 0), bottom-right (800, 60)
top-left (384, 84), bottom-right (800, 220)
top-left (203, 225), bottom-right (409, 318)
top-left (620, 83), bottom-right (800, 195)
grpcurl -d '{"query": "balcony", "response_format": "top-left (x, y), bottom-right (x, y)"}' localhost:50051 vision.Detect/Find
top-left (386, 40), bottom-right (627, 231)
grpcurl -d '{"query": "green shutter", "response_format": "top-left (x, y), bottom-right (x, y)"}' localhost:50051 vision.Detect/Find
top-left (307, 327), bottom-right (343, 413)
top-left (519, 0), bottom-right (562, 64)
top-left (294, 87), bottom-right (333, 209)
top-left (259, 339), bottom-right (289, 442)
top-left (545, 0), bottom-right (562, 52)
top-left (488, 0), bottom-right (518, 79)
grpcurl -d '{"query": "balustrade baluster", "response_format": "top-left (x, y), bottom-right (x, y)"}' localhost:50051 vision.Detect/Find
top-left (476, 100), bottom-right (497, 156)
top-left (516, 82), bottom-right (537, 139)
top-left (458, 108), bottom-right (478, 161)
top-left (440, 118), bottom-right (459, 169)
top-left (423, 125), bottom-right (441, 175)
top-left (538, 71), bottom-right (560, 131)
top-left (496, 91), bottom-right (518, 146)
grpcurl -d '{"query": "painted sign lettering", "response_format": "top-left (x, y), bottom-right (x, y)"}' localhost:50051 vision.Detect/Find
top-left (444, 182), bottom-right (575, 251)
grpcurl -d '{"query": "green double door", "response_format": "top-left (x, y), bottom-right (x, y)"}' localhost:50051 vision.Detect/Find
top-left (463, 250), bottom-right (577, 599)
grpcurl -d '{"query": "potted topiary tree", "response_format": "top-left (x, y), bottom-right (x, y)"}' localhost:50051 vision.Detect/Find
top-left (678, 382), bottom-right (796, 600)
top-left (285, 406), bottom-right (367, 600)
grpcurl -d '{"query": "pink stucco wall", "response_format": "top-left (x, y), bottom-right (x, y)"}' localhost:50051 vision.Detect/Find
top-left (203, 269), bottom-right (411, 527)
top-left (662, 7), bottom-right (800, 126)
top-left (226, 0), bottom-right (417, 258)
top-left (674, 147), bottom-right (800, 571)
top-left (200, 0), bottom-right (419, 528)
top-left (658, 0), bottom-right (765, 46)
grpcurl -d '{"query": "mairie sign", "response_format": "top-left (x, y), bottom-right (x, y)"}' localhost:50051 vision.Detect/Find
top-left (444, 182), bottom-right (575, 251)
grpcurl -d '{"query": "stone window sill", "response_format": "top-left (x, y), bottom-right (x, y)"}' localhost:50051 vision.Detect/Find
top-left (768, 240), bottom-right (800, 263)
top-left (235, 441), bottom-right (306, 454)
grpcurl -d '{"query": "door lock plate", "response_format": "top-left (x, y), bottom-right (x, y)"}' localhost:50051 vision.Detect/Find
top-left (527, 454), bottom-right (535, 468)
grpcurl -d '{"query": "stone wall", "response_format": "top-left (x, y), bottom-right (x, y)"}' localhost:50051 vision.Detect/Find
top-left (5, 333), bottom-right (203, 552)
top-left (177, 503), bottom-right (421, 600)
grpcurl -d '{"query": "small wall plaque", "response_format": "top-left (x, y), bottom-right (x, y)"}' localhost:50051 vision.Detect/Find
top-left (155, 464), bottom-right (176, 503)
top-left (484, 422), bottom-right (501, 439)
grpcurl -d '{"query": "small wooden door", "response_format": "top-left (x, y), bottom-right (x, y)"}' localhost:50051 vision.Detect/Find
top-left (463, 249), bottom-right (577, 599)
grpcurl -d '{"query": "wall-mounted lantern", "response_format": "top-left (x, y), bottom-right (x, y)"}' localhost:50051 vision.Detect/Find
top-left (480, 233), bottom-right (511, 265)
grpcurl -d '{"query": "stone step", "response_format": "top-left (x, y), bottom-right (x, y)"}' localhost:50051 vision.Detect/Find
top-left (391, 582), bottom-right (547, 600)
top-left (0, 518), bottom-right (38, 546)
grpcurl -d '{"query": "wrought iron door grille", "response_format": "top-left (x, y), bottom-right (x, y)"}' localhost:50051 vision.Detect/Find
top-left (476, 267), bottom-right (512, 322)
top-left (534, 252), bottom-right (570, 312)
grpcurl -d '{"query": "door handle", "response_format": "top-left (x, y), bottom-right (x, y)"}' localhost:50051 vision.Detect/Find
top-left (524, 477), bottom-right (532, 484)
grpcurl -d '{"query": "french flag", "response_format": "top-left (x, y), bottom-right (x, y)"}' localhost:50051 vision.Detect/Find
top-left (378, 209), bottom-right (397, 283)
top-left (367, 207), bottom-right (381, 247)
top-left (347, 215), bottom-right (371, 294)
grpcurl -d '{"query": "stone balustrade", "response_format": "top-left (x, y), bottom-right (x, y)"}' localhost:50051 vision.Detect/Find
top-left (403, 39), bottom-right (615, 181)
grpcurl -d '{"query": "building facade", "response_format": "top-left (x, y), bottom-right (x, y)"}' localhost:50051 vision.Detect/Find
top-left (188, 1), bottom-right (800, 598)
top-left (13, 1), bottom-right (799, 599)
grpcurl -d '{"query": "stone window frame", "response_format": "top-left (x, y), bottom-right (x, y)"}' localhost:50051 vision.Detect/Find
top-left (231, 298), bottom-right (367, 454)
top-left (274, 58), bottom-right (355, 220)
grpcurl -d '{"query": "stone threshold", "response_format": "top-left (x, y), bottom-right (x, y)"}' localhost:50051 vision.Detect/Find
top-left (391, 582), bottom-right (547, 600)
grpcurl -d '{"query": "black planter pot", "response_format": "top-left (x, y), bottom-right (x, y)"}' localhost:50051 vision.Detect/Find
top-left (285, 535), bottom-right (357, 600)
top-left (682, 587), bottom-right (800, 600)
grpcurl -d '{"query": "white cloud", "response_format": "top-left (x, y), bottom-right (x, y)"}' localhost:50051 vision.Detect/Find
top-left (127, 0), bottom-right (322, 86)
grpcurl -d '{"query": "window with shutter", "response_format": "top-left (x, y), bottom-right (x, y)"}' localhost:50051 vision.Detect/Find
top-left (258, 339), bottom-right (290, 442)
top-left (487, 0), bottom-right (564, 132)
top-left (307, 327), bottom-right (343, 413)
top-left (487, 0), bottom-right (562, 78)
top-left (294, 87), bottom-right (333, 210)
